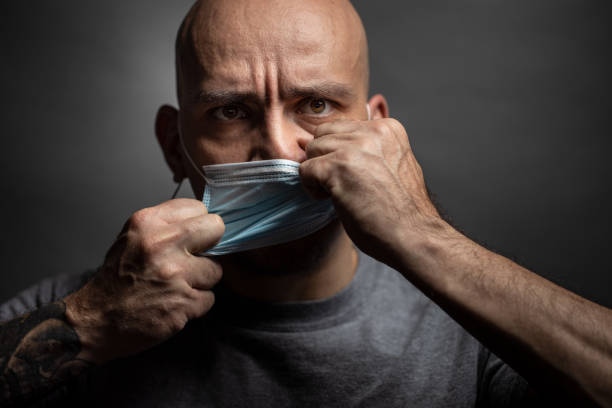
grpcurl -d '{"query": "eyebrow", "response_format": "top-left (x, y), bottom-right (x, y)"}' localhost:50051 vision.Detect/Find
top-left (194, 90), bottom-right (257, 106)
top-left (283, 82), bottom-right (357, 102)
top-left (194, 81), bottom-right (357, 106)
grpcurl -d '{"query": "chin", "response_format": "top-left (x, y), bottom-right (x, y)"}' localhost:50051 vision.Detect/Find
top-left (219, 219), bottom-right (344, 276)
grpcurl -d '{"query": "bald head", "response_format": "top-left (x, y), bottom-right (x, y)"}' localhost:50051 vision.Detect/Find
top-left (175, 0), bottom-right (369, 107)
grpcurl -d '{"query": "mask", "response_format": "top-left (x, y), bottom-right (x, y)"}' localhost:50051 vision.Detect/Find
top-left (199, 159), bottom-right (336, 255)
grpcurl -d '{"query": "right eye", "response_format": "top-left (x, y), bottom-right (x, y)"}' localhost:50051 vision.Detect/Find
top-left (211, 105), bottom-right (248, 121)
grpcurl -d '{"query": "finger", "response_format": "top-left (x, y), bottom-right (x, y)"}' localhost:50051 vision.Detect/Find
top-left (314, 120), bottom-right (362, 138)
top-left (156, 198), bottom-right (209, 224)
top-left (306, 133), bottom-right (359, 159)
top-left (370, 118), bottom-right (412, 150)
top-left (177, 213), bottom-right (226, 254)
top-left (184, 289), bottom-right (216, 320)
top-left (181, 256), bottom-right (223, 290)
top-left (299, 156), bottom-right (333, 200)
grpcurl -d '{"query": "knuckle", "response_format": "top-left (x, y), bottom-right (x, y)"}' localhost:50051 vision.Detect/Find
top-left (128, 207), bottom-right (153, 231)
top-left (387, 118), bottom-right (403, 131)
top-left (189, 198), bottom-right (209, 214)
top-left (176, 197), bottom-right (207, 210)
top-left (206, 261), bottom-right (223, 283)
top-left (200, 292), bottom-right (215, 312)
top-left (185, 291), bottom-right (215, 319)
top-left (154, 260), bottom-right (181, 281)
top-left (372, 118), bottom-right (400, 139)
top-left (167, 312), bottom-right (188, 333)
top-left (387, 118), bottom-right (409, 142)
top-left (371, 120), bottom-right (387, 135)
top-left (147, 305), bottom-right (176, 336)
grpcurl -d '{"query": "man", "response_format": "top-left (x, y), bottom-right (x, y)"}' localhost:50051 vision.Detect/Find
top-left (1, 0), bottom-right (611, 406)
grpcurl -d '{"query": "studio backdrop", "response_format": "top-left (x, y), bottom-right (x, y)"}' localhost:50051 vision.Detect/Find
top-left (1, 0), bottom-right (611, 307)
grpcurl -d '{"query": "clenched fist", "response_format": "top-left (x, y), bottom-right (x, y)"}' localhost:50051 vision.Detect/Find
top-left (300, 118), bottom-right (442, 268)
top-left (64, 199), bottom-right (225, 364)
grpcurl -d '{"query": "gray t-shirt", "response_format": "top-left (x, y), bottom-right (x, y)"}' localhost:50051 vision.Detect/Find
top-left (0, 251), bottom-right (528, 407)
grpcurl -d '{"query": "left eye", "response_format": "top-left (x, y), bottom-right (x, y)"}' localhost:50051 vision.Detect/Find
top-left (212, 105), bottom-right (248, 121)
top-left (301, 98), bottom-right (332, 115)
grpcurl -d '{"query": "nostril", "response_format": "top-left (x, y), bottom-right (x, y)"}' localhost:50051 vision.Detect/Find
top-left (248, 147), bottom-right (267, 162)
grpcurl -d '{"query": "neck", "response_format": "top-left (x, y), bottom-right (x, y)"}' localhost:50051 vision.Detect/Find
top-left (218, 223), bottom-right (358, 302)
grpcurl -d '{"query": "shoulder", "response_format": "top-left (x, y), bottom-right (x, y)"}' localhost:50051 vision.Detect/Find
top-left (360, 253), bottom-right (529, 405)
top-left (358, 251), bottom-right (480, 353)
top-left (0, 269), bottom-right (95, 322)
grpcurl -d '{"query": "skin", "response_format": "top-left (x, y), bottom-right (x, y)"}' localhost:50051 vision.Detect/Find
top-left (1, 0), bottom-right (611, 406)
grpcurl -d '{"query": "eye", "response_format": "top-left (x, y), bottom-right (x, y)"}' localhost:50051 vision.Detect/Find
top-left (300, 98), bottom-right (332, 116)
top-left (211, 105), bottom-right (248, 121)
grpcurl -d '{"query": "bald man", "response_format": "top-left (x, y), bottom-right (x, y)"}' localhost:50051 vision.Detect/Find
top-left (1, 0), bottom-right (611, 407)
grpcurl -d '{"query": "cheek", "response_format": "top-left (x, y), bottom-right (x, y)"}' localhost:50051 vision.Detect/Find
top-left (194, 134), bottom-right (255, 165)
top-left (183, 109), bottom-right (255, 164)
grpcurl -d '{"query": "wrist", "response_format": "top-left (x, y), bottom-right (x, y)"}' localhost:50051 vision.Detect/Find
top-left (64, 283), bottom-right (113, 365)
top-left (392, 215), bottom-right (466, 288)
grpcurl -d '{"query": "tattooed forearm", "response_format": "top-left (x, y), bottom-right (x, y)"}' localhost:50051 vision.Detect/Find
top-left (0, 301), bottom-right (93, 407)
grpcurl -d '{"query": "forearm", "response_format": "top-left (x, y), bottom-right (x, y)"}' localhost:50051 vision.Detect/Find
top-left (395, 219), bottom-right (612, 407)
top-left (0, 300), bottom-right (93, 407)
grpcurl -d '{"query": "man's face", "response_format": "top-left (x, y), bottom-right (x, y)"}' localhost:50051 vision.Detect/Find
top-left (176, 0), bottom-right (369, 198)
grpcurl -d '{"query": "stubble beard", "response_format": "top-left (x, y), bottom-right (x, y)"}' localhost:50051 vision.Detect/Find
top-left (218, 219), bottom-right (344, 277)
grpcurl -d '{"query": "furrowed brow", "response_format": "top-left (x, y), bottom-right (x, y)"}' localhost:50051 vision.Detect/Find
top-left (195, 90), bottom-right (259, 106)
top-left (283, 82), bottom-right (357, 102)
top-left (191, 82), bottom-right (357, 106)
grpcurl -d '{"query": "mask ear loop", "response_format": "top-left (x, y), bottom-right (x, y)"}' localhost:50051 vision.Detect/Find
top-left (171, 179), bottom-right (183, 199)
top-left (171, 126), bottom-right (209, 199)
top-left (178, 126), bottom-right (216, 187)
top-left (366, 103), bottom-right (371, 120)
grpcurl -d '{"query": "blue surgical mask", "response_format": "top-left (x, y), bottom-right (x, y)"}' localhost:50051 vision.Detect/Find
top-left (198, 159), bottom-right (336, 255)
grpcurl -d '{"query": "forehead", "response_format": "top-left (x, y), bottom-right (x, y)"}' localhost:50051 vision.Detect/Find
top-left (178, 0), bottom-right (366, 100)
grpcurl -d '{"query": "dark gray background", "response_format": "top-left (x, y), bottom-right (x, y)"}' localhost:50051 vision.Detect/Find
top-left (1, 1), bottom-right (610, 307)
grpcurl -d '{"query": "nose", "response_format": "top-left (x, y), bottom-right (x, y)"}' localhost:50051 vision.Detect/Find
top-left (251, 107), bottom-right (312, 162)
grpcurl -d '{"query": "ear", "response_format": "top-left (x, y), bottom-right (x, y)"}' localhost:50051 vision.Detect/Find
top-left (155, 105), bottom-right (185, 183)
top-left (367, 94), bottom-right (389, 119)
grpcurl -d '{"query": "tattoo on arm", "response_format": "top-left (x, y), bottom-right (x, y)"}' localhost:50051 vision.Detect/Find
top-left (0, 301), bottom-right (93, 406)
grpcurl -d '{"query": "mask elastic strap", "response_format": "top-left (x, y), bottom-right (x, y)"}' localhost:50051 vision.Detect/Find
top-left (178, 126), bottom-right (210, 182)
top-left (171, 179), bottom-right (183, 199)
top-left (366, 104), bottom-right (371, 120)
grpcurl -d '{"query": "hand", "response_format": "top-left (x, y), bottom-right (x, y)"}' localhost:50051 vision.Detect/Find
top-left (64, 199), bottom-right (225, 364)
top-left (300, 118), bottom-right (442, 266)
